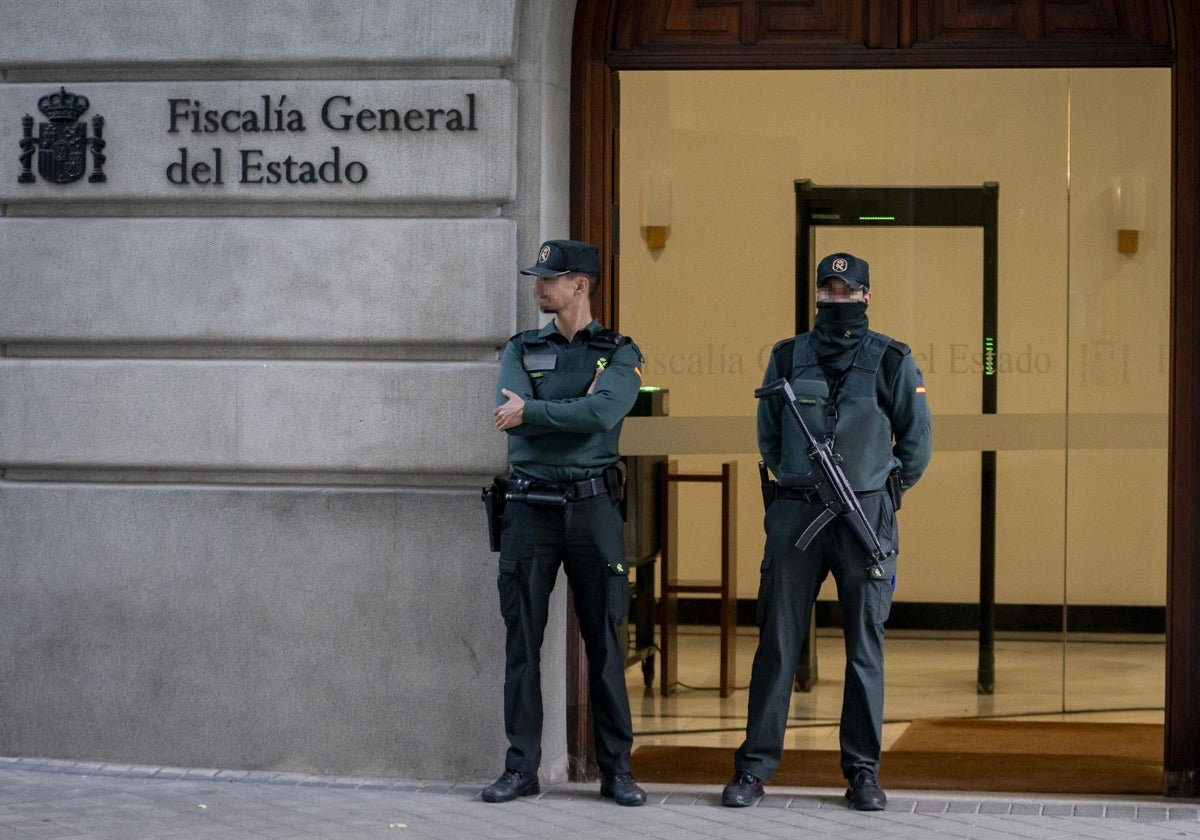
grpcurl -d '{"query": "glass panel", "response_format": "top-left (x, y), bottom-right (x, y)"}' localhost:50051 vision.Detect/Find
top-left (1063, 68), bottom-right (1169, 715)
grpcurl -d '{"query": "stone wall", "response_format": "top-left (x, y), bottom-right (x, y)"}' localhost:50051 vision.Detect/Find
top-left (0, 0), bottom-right (576, 781)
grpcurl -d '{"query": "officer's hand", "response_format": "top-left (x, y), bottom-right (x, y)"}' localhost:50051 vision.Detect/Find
top-left (494, 388), bottom-right (525, 430)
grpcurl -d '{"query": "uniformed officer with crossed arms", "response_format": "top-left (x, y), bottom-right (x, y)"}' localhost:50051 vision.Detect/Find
top-left (722, 252), bottom-right (932, 811)
top-left (483, 239), bottom-right (648, 806)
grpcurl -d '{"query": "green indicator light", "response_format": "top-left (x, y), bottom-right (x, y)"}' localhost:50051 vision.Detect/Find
top-left (984, 337), bottom-right (997, 376)
top-left (858, 215), bottom-right (896, 221)
top-left (639, 386), bottom-right (662, 392)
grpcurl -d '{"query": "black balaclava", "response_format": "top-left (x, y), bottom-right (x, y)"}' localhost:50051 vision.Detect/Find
top-left (812, 300), bottom-right (869, 379)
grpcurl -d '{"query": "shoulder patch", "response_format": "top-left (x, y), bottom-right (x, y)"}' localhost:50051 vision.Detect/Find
top-left (768, 336), bottom-right (799, 381)
top-left (591, 328), bottom-right (630, 349)
top-left (511, 329), bottom-right (547, 346)
top-left (879, 338), bottom-right (914, 388)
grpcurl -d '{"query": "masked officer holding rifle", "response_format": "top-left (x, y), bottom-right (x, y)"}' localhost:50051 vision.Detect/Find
top-left (482, 239), bottom-right (648, 807)
top-left (722, 252), bottom-right (932, 811)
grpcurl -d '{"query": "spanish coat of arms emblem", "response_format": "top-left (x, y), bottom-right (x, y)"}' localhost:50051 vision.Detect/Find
top-left (18, 87), bottom-right (107, 184)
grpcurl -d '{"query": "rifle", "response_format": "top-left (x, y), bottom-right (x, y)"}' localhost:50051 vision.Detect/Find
top-left (754, 377), bottom-right (894, 580)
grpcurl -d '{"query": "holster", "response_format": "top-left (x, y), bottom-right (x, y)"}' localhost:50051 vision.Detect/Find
top-left (603, 462), bottom-right (625, 507)
top-left (758, 460), bottom-right (778, 511)
top-left (481, 475), bottom-right (508, 552)
top-left (887, 467), bottom-right (903, 511)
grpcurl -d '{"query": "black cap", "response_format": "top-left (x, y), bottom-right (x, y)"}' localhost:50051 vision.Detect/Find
top-left (816, 252), bottom-right (869, 290)
top-left (520, 239), bottom-right (601, 277)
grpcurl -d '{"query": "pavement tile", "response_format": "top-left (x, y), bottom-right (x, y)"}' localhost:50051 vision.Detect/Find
top-left (180, 768), bottom-right (222, 780)
top-left (914, 799), bottom-right (950, 813)
top-left (1043, 803), bottom-right (1078, 817)
top-left (947, 801), bottom-right (980, 813)
top-left (1008, 802), bottom-right (1044, 815)
top-left (91, 764), bottom-right (135, 777)
top-left (757, 794), bottom-right (792, 808)
top-left (120, 765), bottom-right (162, 778)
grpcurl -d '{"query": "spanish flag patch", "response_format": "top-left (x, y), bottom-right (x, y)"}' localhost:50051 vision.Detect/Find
top-left (915, 385), bottom-right (926, 394)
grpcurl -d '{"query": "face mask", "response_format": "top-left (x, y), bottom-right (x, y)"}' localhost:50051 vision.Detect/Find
top-left (814, 301), bottom-right (868, 330)
top-left (812, 302), bottom-right (868, 375)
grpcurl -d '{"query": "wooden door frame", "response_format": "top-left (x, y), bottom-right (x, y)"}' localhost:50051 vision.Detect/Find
top-left (568, 0), bottom-right (1200, 797)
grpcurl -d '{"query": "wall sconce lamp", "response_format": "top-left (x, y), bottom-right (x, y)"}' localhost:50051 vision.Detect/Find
top-left (641, 173), bottom-right (671, 250)
top-left (1113, 175), bottom-right (1147, 254)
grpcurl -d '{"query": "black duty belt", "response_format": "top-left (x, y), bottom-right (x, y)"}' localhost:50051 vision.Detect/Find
top-left (777, 486), bottom-right (885, 503)
top-left (506, 476), bottom-right (609, 506)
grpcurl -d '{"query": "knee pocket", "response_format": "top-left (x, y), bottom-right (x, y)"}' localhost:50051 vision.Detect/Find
top-left (866, 556), bottom-right (897, 625)
top-left (498, 557), bottom-right (522, 622)
top-left (607, 563), bottom-right (630, 624)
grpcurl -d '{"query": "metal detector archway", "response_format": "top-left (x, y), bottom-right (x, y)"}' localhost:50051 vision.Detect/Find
top-left (795, 179), bottom-right (999, 695)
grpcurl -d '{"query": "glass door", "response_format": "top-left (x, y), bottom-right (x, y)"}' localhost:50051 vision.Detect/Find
top-left (617, 67), bottom-right (1169, 752)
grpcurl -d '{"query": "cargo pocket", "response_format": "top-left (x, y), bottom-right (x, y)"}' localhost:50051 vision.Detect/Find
top-left (497, 557), bottom-right (521, 622)
top-left (866, 556), bottom-right (898, 625)
top-left (755, 554), bottom-right (774, 628)
top-left (607, 560), bottom-right (630, 624)
top-left (869, 493), bottom-right (898, 554)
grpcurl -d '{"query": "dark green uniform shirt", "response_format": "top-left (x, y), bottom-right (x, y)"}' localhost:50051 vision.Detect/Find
top-left (497, 319), bottom-right (643, 483)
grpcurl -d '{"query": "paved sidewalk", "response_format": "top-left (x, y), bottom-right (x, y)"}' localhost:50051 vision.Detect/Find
top-left (3, 756), bottom-right (1200, 839)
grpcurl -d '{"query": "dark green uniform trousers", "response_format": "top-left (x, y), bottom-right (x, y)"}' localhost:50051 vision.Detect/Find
top-left (497, 495), bottom-right (633, 776)
top-left (734, 493), bottom-right (898, 781)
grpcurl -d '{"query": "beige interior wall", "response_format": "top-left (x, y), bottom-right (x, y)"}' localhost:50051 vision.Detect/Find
top-left (618, 68), bottom-right (1169, 609)
top-left (1063, 69), bottom-right (1171, 607)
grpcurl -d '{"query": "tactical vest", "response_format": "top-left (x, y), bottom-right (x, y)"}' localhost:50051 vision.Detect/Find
top-left (515, 327), bottom-right (630, 403)
top-left (783, 330), bottom-right (896, 491)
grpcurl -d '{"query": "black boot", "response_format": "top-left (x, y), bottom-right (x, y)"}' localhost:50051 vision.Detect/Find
top-left (845, 769), bottom-right (887, 811)
top-left (721, 770), bottom-right (764, 807)
top-left (600, 772), bottom-right (647, 806)
top-left (482, 770), bottom-right (539, 803)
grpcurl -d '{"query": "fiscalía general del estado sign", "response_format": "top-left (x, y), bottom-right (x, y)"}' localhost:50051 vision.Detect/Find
top-left (5, 81), bottom-right (516, 203)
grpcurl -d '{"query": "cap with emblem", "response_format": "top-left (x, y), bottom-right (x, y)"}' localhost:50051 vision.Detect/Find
top-left (520, 239), bottom-right (601, 278)
top-left (816, 252), bottom-right (870, 290)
